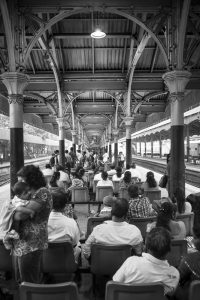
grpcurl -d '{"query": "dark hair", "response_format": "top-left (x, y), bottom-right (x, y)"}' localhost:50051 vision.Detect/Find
top-left (101, 171), bottom-right (108, 181)
top-left (74, 172), bottom-right (81, 179)
top-left (128, 184), bottom-right (139, 198)
top-left (146, 227), bottom-right (171, 259)
top-left (166, 153), bottom-right (171, 164)
top-left (17, 165), bottom-right (46, 189)
top-left (193, 225), bottom-right (200, 251)
top-left (126, 164), bottom-right (130, 170)
top-left (156, 202), bottom-right (176, 232)
top-left (45, 164), bottom-right (52, 169)
top-left (65, 150), bottom-right (69, 154)
top-left (111, 198), bottom-right (129, 218)
top-left (146, 171), bottom-right (157, 188)
top-left (79, 168), bottom-right (85, 177)
top-left (52, 190), bottom-right (67, 211)
top-left (50, 171), bottom-right (60, 187)
top-left (13, 181), bottom-right (29, 196)
top-left (56, 165), bottom-right (64, 172)
top-left (131, 163), bottom-right (136, 169)
top-left (116, 167), bottom-right (122, 178)
top-left (110, 164), bottom-right (115, 170)
top-left (172, 188), bottom-right (185, 214)
top-left (123, 171), bottom-right (131, 184)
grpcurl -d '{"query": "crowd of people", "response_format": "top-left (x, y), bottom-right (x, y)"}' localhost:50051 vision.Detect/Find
top-left (0, 147), bottom-right (199, 300)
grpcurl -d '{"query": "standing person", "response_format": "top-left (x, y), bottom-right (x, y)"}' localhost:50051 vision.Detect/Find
top-left (65, 150), bottom-right (72, 171)
top-left (49, 153), bottom-right (56, 169)
top-left (69, 147), bottom-right (77, 168)
top-left (12, 165), bottom-right (52, 283)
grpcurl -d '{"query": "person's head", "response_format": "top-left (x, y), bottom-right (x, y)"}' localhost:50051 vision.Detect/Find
top-left (70, 147), bottom-right (74, 152)
top-left (166, 153), bottom-right (171, 164)
top-left (131, 162), bottom-right (136, 169)
top-left (146, 171), bottom-right (157, 188)
top-left (193, 225), bottom-right (200, 251)
top-left (73, 172), bottom-right (81, 179)
top-left (50, 171), bottom-right (60, 187)
top-left (156, 202), bottom-right (177, 232)
top-left (45, 164), bottom-right (52, 169)
top-left (116, 166), bottom-right (122, 178)
top-left (65, 150), bottom-right (69, 154)
top-left (17, 165), bottom-right (46, 190)
top-left (123, 171), bottom-right (131, 183)
top-left (101, 171), bottom-right (108, 181)
top-left (51, 153), bottom-right (55, 157)
top-left (51, 189), bottom-right (68, 212)
top-left (126, 164), bottom-right (130, 170)
top-left (12, 181), bottom-right (29, 198)
top-left (146, 227), bottom-right (171, 259)
top-left (56, 165), bottom-right (65, 172)
top-left (77, 150), bottom-right (81, 153)
top-left (79, 168), bottom-right (85, 177)
top-left (110, 164), bottom-right (115, 170)
top-left (128, 184), bottom-right (139, 198)
top-left (103, 195), bottom-right (115, 207)
top-left (111, 198), bottom-right (129, 219)
top-left (54, 150), bottom-right (59, 155)
top-left (172, 188), bottom-right (185, 214)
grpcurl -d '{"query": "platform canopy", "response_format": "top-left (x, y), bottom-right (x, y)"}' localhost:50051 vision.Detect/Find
top-left (0, 0), bottom-right (200, 146)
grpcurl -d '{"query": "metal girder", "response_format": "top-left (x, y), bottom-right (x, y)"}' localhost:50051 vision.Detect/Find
top-left (139, 105), bottom-right (166, 113)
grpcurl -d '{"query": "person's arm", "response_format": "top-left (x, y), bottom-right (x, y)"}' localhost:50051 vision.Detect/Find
top-left (132, 242), bottom-right (143, 256)
top-left (82, 230), bottom-right (96, 259)
top-left (14, 206), bottom-right (35, 218)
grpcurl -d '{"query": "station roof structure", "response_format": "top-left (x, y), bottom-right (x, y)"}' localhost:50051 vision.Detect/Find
top-left (0, 0), bottom-right (200, 146)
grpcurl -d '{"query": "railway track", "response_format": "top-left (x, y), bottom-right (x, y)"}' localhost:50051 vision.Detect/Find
top-left (133, 157), bottom-right (200, 189)
top-left (0, 158), bottom-right (49, 186)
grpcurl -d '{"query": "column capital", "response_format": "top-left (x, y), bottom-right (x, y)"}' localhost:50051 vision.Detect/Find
top-left (123, 116), bottom-right (134, 127)
top-left (8, 94), bottom-right (24, 104)
top-left (1, 72), bottom-right (29, 95)
top-left (71, 129), bottom-right (77, 137)
top-left (56, 117), bottom-right (65, 127)
top-left (162, 70), bottom-right (191, 94)
top-left (113, 129), bottom-right (119, 137)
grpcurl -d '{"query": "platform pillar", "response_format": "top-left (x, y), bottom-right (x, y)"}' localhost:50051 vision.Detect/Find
top-left (56, 117), bottom-right (65, 167)
top-left (140, 141), bottom-right (142, 156)
top-left (186, 124), bottom-right (190, 162)
top-left (159, 133), bottom-right (162, 158)
top-left (1, 72), bottom-right (29, 191)
top-left (71, 130), bottom-right (77, 154)
top-left (163, 70), bottom-right (191, 199)
top-left (113, 129), bottom-right (119, 167)
top-left (151, 136), bottom-right (153, 158)
top-left (144, 138), bottom-right (147, 157)
top-left (124, 117), bottom-right (133, 167)
top-left (108, 135), bottom-right (112, 162)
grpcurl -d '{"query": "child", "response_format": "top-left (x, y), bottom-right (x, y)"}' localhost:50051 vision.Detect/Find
top-left (3, 182), bottom-right (34, 250)
top-left (98, 195), bottom-right (116, 217)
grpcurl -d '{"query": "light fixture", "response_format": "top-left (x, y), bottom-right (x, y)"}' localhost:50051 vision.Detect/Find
top-left (91, 10), bottom-right (106, 39)
top-left (91, 27), bottom-right (106, 39)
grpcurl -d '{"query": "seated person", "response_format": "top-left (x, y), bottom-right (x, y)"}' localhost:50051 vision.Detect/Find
top-left (67, 172), bottom-right (84, 191)
top-left (119, 171), bottom-right (135, 189)
top-left (83, 198), bottom-right (143, 259)
top-left (175, 225), bottom-right (200, 300)
top-left (56, 165), bottom-right (71, 190)
top-left (97, 195), bottom-right (116, 217)
top-left (152, 196), bottom-right (172, 213)
top-left (172, 188), bottom-right (192, 214)
top-left (127, 185), bottom-right (157, 220)
top-left (48, 190), bottom-right (81, 262)
top-left (93, 166), bottom-right (104, 181)
top-left (146, 202), bottom-right (186, 239)
top-left (126, 162), bottom-right (141, 180)
top-left (49, 171), bottom-right (65, 192)
top-left (42, 164), bottom-right (53, 187)
top-left (113, 227), bottom-right (180, 296)
top-left (112, 166), bottom-right (124, 182)
top-left (107, 165), bottom-right (116, 176)
top-left (78, 168), bottom-right (88, 187)
top-left (97, 171), bottom-right (114, 189)
top-left (141, 171), bottom-right (160, 191)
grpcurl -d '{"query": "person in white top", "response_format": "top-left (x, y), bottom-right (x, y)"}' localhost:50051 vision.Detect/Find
top-left (97, 171), bottom-right (114, 189)
top-left (112, 166), bottom-right (124, 182)
top-left (83, 198), bottom-right (143, 258)
top-left (48, 189), bottom-right (81, 262)
top-left (113, 227), bottom-right (180, 296)
top-left (107, 165), bottom-right (116, 176)
top-left (93, 167), bottom-right (104, 181)
top-left (103, 151), bottom-right (109, 163)
top-left (125, 163), bottom-right (141, 180)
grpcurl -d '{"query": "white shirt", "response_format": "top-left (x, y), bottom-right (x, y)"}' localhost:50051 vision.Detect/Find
top-left (112, 174), bottom-right (124, 181)
top-left (94, 173), bottom-right (102, 181)
top-left (107, 169), bottom-right (116, 176)
top-left (12, 196), bottom-right (29, 208)
top-left (48, 211), bottom-right (80, 246)
top-left (97, 179), bottom-right (114, 189)
top-left (103, 153), bottom-right (109, 163)
top-left (42, 168), bottom-right (53, 177)
top-left (125, 168), bottom-right (141, 179)
top-left (83, 220), bottom-right (143, 258)
top-left (113, 253), bottom-right (180, 295)
top-left (59, 170), bottom-right (70, 183)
